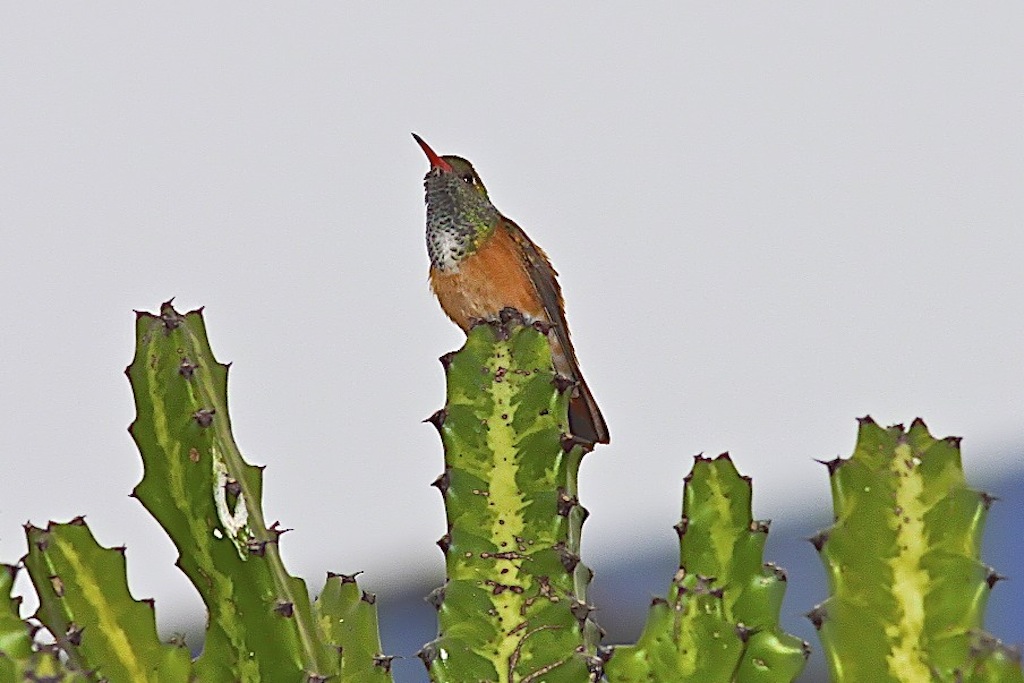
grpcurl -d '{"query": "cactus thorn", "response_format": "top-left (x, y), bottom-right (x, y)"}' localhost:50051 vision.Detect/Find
top-left (438, 351), bottom-right (457, 369)
top-left (552, 374), bottom-right (576, 394)
top-left (560, 433), bottom-right (589, 453)
top-left (436, 533), bottom-right (452, 553)
top-left (735, 623), bottom-right (754, 642)
top-left (331, 571), bottom-right (362, 583)
top-left (814, 456), bottom-right (846, 474)
top-left (986, 569), bottom-right (1007, 589)
top-left (806, 604), bottom-right (827, 629)
top-left (305, 676), bottom-right (330, 683)
top-left (856, 414), bottom-right (876, 426)
top-left (765, 562), bottom-right (788, 581)
top-left (650, 596), bottom-right (668, 607)
top-left (944, 435), bottom-right (963, 447)
top-left (715, 451), bottom-right (732, 461)
top-left (431, 469), bottom-right (450, 494)
top-left (554, 541), bottom-right (580, 572)
top-left (361, 590), bottom-right (377, 605)
top-left (159, 301), bottom-right (183, 332)
top-left (178, 357), bottom-right (197, 379)
top-left (674, 517), bottom-right (689, 537)
top-left (424, 408), bottom-right (447, 433)
top-left (425, 584), bottom-right (446, 609)
top-left (267, 521), bottom-right (291, 540)
top-left (192, 408), bottom-right (215, 427)
top-left (556, 488), bottom-right (579, 516)
top-left (531, 319), bottom-right (553, 335)
top-left (273, 601), bottom-right (294, 617)
top-left (417, 642), bottom-right (439, 666)
top-left (69, 515), bottom-right (87, 526)
top-left (910, 416), bottom-right (928, 430)
top-left (49, 575), bottom-right (64, 597)
top-left (65, 623), bottom-right (83, 646)
top-left (808, 530), bottom-right (829, 551)
top-left (569, 597), bottom-right (594, 623)
top-left (751, 519), bottom-right (771, 533)
top-left (373, 655), bottom-right (396, 672)
top-left (979, 491), bottom-right (999, 509)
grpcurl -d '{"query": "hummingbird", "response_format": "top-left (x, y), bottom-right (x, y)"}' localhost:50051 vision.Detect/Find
top-left (414, 133), bottom-right (609, 446)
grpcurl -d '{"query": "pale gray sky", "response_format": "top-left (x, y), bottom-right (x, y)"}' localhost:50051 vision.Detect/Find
top-left (2, 4), bottom-right (1021, 639)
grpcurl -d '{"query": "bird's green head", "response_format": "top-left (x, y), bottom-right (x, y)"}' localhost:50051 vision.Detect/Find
top-left (414, 134), bottom-right (500, 270)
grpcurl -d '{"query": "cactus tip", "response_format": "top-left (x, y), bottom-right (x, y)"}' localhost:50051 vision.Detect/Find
top-left (856, 415), bottom-right (876, 426)
top-left (361, 590), bottom-right (377, 605)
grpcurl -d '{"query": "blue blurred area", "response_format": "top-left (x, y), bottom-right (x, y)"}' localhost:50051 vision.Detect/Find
top-left (377, 463), bottom-right (1023, 682)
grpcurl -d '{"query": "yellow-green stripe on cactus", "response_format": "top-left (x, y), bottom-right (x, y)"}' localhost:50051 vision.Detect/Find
top-left (421, 318), bottom-right (599, 683)
top-left (810, 417), bottom-right (1023, 683)
top-left (604, 454), bottom-right (809, 683)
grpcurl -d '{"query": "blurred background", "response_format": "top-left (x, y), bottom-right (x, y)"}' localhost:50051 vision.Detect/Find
top-left (1, 4), bottom-right (1021, 681)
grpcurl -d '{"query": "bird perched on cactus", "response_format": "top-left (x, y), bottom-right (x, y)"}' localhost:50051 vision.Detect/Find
top-left (414, 134), bottom-right (609, 446)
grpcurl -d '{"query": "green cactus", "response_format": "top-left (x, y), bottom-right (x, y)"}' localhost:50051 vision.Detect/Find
top-left (603, 454), bottom-right (809, 682)
top-left (420, 317), bottom-right (599, 683)
top-left (3, 301), bottom-right (1021, 683)
top-left (810, 417), bottom-right (1022, 682)
top-left (22, 519), bottom-right (192, 681)
top-left (0, 301), bottom-right (394, 683)
top-left (125, 301), bottom-right (393, 682)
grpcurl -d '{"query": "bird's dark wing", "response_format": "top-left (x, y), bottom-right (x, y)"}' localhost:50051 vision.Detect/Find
top-left (501, 217), bottom-right (609, 445)
top-left (500, 217), bottom-right (580, 376)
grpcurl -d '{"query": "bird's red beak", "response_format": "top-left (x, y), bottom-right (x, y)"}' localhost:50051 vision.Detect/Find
top-left (412, 133), bottom-right (453, 172)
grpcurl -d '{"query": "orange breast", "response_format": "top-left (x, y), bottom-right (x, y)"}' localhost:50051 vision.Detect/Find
top-left (429, 226), bottom-right (546, 332)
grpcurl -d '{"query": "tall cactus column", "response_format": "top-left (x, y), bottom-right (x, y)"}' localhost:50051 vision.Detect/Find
top-left (810, 418), bottom-right (1022, 682)
top-left (421, 316), bottom-right (600, 683)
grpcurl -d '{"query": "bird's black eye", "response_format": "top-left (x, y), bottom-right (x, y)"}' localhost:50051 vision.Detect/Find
top-left (461, 174), bottom-right (475, 185)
